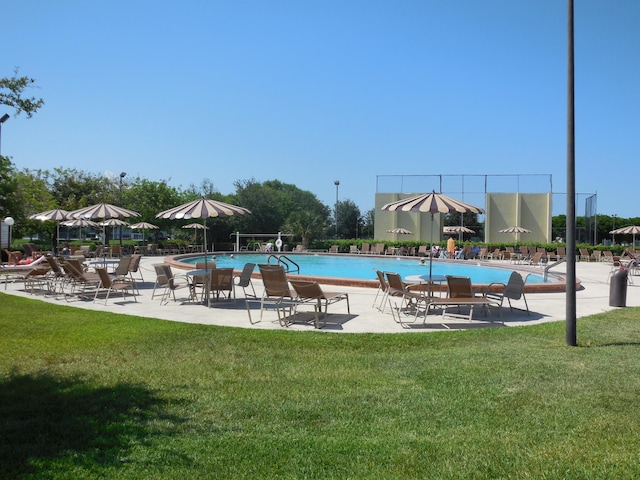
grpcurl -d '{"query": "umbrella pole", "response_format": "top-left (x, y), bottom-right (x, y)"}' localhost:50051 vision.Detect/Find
top-left (429, 213), bottom-right (434, 282)
top-left (203, 219), bottom-right (208, 270)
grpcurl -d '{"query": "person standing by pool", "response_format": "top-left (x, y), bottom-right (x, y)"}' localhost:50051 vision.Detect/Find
top-left (447, 236), bottom-right (455, 259)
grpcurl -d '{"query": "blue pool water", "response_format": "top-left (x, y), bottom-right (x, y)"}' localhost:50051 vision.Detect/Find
top-left (181, 253), bottom-right (544, 285)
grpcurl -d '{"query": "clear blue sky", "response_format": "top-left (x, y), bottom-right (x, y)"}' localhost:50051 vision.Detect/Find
top-left (3, 1), bottom-right (639, 218)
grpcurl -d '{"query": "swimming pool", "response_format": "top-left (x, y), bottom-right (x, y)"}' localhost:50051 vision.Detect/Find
top-left (179, 253), bottom-right (545, 285)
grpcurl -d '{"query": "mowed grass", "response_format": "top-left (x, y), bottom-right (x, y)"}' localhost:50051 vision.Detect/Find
top-left (2, 293), bottom-right (640, 479)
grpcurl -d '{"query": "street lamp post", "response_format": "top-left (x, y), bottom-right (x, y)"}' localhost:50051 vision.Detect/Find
top-left (119, 172), bottom-right (126, 249)
top-left (334, 180), bottom-right (340, 238)
top-left (0, 113), bottom-right (9, 155)
top-left (612, 214), bottom-right (617, 245)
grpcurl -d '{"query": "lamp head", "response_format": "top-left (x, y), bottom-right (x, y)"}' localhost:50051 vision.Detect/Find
top-left (0, 114), bottom-right (9, 123)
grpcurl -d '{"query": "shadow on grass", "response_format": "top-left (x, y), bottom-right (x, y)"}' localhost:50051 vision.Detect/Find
top-left (0, 371), bottom-right (183, 478)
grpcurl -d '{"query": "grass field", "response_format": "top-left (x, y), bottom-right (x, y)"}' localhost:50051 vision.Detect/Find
top-left (2, 292), bottom-right (640, 479)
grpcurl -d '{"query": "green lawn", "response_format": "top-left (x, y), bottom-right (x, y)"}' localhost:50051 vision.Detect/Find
top-left (2, 292), bottom-right (640, 479)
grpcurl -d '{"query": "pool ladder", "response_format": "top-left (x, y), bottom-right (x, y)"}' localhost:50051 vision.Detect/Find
top-left (266, 254), bottom-right (300, 274)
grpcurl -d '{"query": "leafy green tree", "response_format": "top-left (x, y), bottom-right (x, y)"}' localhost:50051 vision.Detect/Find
top-left (361, 209), bottom-right (375, 238)
top-left (125, 177), bottom-right (185, 241)
top-left (1, 69), bottom-right (45, 117)
top-left (0, 156), bottom-right (18, 221)
top-left (336, 199), bottom-right (361, 239)
top-left (283, 210), bottom-right (327, 250)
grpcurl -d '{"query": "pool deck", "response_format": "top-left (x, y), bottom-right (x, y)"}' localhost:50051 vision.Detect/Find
top-left (1, 256), bottom-right (638, 333)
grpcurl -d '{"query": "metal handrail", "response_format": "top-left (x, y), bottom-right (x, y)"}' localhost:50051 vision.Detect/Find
top-left (543, 258), bottom-right (566, 282)
top-left (266, 254), bottom-right (300, 274)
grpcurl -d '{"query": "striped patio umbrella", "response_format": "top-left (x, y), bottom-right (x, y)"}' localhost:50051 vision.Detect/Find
top-left (28, 208), bottom-right (72, 254)
top-left (386, 227), bottom-right (412, 235)
top-left (499, 226), bottom-right (531, 248)
top-left (382, 191), bottom-right (484, 280)
top-left (130, 221), bottom-right (159, 243)
top-left (69, 203), bottom-right (140, 220)
top-left (156, 197), bottom-right (251, 268)
top-left (443, 225), bottom-right (475, 241)
top-left (610, 225), bottom-right (640, 248)
top-left (61, 218), bottom-right (101, 242)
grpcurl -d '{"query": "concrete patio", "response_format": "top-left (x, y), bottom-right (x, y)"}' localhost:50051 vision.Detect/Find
top-left (1, 256), bottom-right (638, 333)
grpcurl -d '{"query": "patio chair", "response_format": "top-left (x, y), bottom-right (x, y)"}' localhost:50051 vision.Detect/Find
top-left (419, 275), bottom-right (501, 322)
top-left (372, 269), bottom-right (389, 311)
top-left (485, 271), bottom-right (530, 315)
top-left (94, 267), bottom-right (138, 305)
top-left (152, 263), bottom-right (195, 305)
top-left (234, 262), bottom-right (257, 299)
top-left (257, 264), bottom-right (296, 324)
top-left (60, 259), bottom-right (102, 300)
top-left (385, 271), bottom-right (429, 323)
top-left (128, 254), bottom-right (144, 282)
top-left (289, 280), bottom-right (350, 329)
top-left (208, 268), bottom-right (235, 301)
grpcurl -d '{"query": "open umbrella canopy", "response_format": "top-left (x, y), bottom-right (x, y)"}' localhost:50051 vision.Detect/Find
top-left (499, 226), bottom-right (531, 234)
top-left (182, 223), bottom-right (209, 230)
top-left (381, 191), bottom-right (484, 215)
top-left (156, 197), bottom-right (251, 220)
top-left (387, 227), bottom-right (412, 235)
top-left (28, 208), bottom-right (73, 254)
top-left (61, 218), bottom-right (100, 228)
top-left (443, 226), bottom-right (475, 234)
top-left (99, 218), bottom-right (130, 227)
top-left (69, 203), bottom-right (140, 220)
top-left (156, 197), bottom-right (251, 266)
top-left (28, 208), bottom-right (71, 221)
top-left (130, 221), bottom-right (159, 230)
top-left (610, 225), bottom-right (640, 248)
top-left (499, 226), bottom-right (531, 248)
top-left (382, 191), bottom-right (484, 280)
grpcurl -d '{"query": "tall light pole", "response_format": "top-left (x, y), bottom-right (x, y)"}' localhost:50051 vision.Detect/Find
top-left (612, 213), bottom-right (617, 245)
top-left (119, 172), bottom-right (126, 250)
top-left (565, 0), bottom-right (577, 346)
top-left (0, 113), bottom-right (9, 155)
top-left (334, 180), bottom-right (340, 238)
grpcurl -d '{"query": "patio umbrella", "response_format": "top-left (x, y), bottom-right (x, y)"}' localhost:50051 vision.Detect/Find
top-left (130, 221), bottom-right (159, 243)
top-left (156, 197), bottom-right (251, 269)
top-left (443, 225), bottom-right (475, 242)
top-left (28, 208), bottom-right (71, 254)
top-left (610, 225), bottom-right (640, 249)
top-left (61, 218), bottom-right (101, 241)
top-left (69, 203), bottom-right (140, 245)
top-left (381, 191), bottom-right (484, 281)
top-left (499, 226), bottom-right (531, 249)
top-left (182, 223), bottom-right (209, 244)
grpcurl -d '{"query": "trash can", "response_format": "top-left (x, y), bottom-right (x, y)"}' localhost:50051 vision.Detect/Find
top-left (609, 268), bottom-right (628, 307)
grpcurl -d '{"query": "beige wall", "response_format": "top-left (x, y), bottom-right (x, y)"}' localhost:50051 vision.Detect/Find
top-left (485, 193), bottom-right (552, 244)
top-left (374, 192), bottom-right (552, 244)
top-left (374, 193), bottom-right (442, 242)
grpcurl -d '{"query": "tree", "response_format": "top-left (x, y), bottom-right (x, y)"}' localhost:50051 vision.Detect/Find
top-left (0, 156), bottom-right (18, 221)
top-left (336, 199), bottom-right (361, 239)
top-left (1, 69), bottom-right (45, 117)
top-left (283, 210), bottom-right (327, 250)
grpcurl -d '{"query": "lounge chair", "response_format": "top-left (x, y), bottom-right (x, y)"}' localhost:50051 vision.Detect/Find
top-left (256, 264), bottom-right (296, 324)
top-left (579, 248), bottom-right (591, 262)
top-left (234, 262), bottom-right (257, 299)
top-left (60, 259), bottom-right (102, 300)
top-left (349, 245), bottom-right (360, 254)
top-left (289, 280), bottom-right (350, 329)
top-left (360, 243), bottom-right (371, 254)
top-left (485, 271), bottom-right (530, 315)
top-left (94, 267), bottom-right (138, 305)
top-left (329, 245), bottom-right (339, 254)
